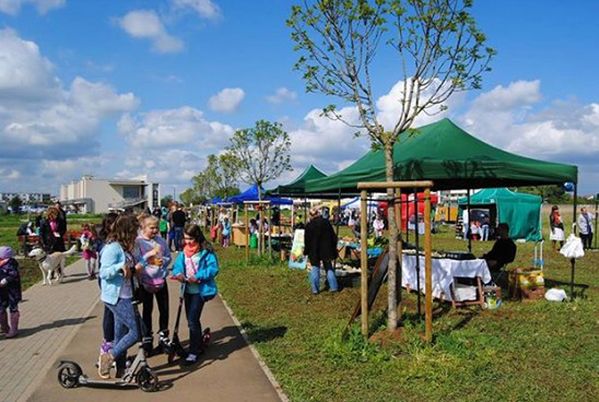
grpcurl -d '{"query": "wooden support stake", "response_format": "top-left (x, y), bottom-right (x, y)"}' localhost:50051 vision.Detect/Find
top-left (424, 188), bottom-right (433, 343)
top-left (360, 190), bottom-right (369, 338)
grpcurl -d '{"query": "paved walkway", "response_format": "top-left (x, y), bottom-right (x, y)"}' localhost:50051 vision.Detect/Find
top-left (0, 259), bottom-right (284, 402)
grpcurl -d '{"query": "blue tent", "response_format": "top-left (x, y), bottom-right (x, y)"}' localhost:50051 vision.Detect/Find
top-left (227, 184), bottom-right (293, 205)
top-left (209, 196), bottom-right (223, 205)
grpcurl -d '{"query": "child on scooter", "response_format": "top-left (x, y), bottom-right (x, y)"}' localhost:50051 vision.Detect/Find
top-left (98, 214), bottom-right (141, 379)
top-left (0, 246), bottom-right (22, 338)
top-left (134, 215), bottom-right (172, 355)
top-left (171, 224), bottom-right (219, 366)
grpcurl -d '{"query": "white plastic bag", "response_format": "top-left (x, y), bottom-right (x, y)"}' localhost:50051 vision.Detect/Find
top-left (559, 234), bottom-right (585, 259)
top-left (545, 288), bottom-right (567, 302)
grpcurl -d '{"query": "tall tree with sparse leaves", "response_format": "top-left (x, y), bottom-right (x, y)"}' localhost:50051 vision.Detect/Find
top-left (225, 120), bottom-right (292, 200)
top-left (189, 153), bottom-right (241, 201)
top-left (288, 0), bottom-right (494, 331)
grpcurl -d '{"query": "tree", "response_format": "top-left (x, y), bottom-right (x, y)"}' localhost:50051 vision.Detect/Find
top-left (179, 188), bottom-right (205, 206)
top-left (288, 0), bottom-right (494, 331)
top-left (225, 120), bottom-right (292, 200)
top-left (192, 153), bottom-right (241, 200)
top-left (160, 195), bottom-right (173, 208)
top-left (9, 195), bottom-right (22, 214)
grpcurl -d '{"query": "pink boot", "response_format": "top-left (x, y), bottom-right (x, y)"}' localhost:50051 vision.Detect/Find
top-left (0, 310), bottom-right (8, 334)
top-left (6, 311), bottom-right (19, 338)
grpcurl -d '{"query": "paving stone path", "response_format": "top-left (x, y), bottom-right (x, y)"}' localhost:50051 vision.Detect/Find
top-left (0, 258), bottom-right (285, 402)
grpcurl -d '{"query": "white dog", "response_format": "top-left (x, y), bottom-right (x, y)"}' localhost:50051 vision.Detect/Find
top-left (28, 245), bottom-right (78, 285)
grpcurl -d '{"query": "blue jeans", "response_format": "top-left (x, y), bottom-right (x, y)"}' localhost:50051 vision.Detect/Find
top-left (174, 226), bottom-right (184, 251)
top-left (481, 225), bottom-right (489, 241)
top-left (184, 292), bottom-right (206, 355)
top-left (310, 260), bottom-right (338, 294)
top-left (106, 297), bottom-right (139, 359)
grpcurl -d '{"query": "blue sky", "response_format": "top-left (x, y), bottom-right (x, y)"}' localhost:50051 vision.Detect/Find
top-left (0, 0), bottom-right (598, 197)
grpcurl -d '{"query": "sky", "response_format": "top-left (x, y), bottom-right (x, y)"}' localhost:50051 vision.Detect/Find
top-left (0, 0), bottom-right (598, 198)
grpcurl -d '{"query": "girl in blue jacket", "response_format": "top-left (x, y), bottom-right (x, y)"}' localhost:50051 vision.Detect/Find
top-left (98, 214), bottom-right (140, 379)
top-left (171, 224), bottom-right (219, 365)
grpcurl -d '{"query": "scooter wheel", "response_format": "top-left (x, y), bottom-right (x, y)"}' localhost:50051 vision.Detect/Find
top-left (202, 327), bottom-right (211, 346)
top-left (57, 362), bottom-right (82, 389)
top-left (137, 368), bottom-right (159, 392)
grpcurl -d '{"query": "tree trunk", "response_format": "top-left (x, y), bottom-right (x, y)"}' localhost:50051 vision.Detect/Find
top-left (384, 141), bottom-right (399, 331)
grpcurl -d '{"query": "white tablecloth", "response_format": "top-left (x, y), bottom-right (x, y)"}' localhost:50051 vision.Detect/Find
top-left (401, 255), bottom-right (491, 301)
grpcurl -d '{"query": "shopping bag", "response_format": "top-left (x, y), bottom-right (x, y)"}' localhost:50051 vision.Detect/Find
top-left (559, 234), bottom-right (585, 259)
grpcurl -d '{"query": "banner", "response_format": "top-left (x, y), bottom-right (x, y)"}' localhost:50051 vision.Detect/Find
top-left (288, 229), bottom-right (307, 269)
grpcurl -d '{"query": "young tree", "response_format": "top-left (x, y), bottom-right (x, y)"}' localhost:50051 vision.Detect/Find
top-left (185, 153), bottom-right (241, 201)
top-left (225, 120), bottom-right (292, 200)
top-left (288, 0), bottom-right (494, 331)
top-left (179, 188), bottom-right (205, 206)
top-left (9, 195), bottom-right (22, 214)
top-left (160, 195), bottom-right (173, 208)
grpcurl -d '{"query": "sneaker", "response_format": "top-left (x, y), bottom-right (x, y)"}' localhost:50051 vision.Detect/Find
top-left (181, 353), bottom-right (198, 366)
top-left (98, 352), bottom-right (114, 379)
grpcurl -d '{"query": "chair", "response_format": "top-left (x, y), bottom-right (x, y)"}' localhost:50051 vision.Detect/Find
top-left (450, 276), bottom-right (485, 308)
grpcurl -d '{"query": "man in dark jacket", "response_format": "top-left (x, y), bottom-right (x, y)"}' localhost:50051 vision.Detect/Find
top-left (304, 207), bottom-right (339, 294)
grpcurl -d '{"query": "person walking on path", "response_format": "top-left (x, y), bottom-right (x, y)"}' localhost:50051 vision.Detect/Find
top-left (171, 224), bottom-right (219, 366)
top-left (98, 214), bottom-right (140, 379)
top-left (549, 205), bottom-right (565, 252)
top-left (577, 207), bottom-right (594, 250)
top-left (80, 223), bottom-right (98, 280)
top-left (304, 207), bottom-right (339, 295)
top-left (134, 215), bottom-right (172, 355)
top-left (172, 203), bottom-right (187, 252)
top-left (0, 246), bottom-right (22, 338)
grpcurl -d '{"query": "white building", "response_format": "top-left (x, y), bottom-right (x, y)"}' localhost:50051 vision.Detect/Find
top-left (60, 175), bottom-right (160, 213)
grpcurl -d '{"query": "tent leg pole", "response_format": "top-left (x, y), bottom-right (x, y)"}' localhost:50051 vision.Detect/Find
top-left (467, 189), bottom-right (472, 254)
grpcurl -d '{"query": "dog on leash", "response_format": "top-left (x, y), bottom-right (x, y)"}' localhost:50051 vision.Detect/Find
top-left (28, 245), bottom-right (78, 285)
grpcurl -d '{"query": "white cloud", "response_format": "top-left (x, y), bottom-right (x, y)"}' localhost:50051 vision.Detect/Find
top-left (0, 28), bottom-right (138, 164)
top-left (0, 0), bottom-right (64, 15)
top-left (208, 87), bottom-right (245, 113)
top-left (171, 0), bottom-right (220, 20)
top-left (266, 87), bottom-right (297, 104)
top-left (118, 106), bottom-right (234, 149)
top-left (0, 28), bottom-right (60, 104)
top-left (118, 10), bottom-right (184, 54)
top-left (376, 77), bottom-right (464, 131)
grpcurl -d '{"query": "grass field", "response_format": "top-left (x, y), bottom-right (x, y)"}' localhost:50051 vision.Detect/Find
top-left (215, 212), bottom-right (598, 402)
top-left (0, 214), bottom-right (101, 290)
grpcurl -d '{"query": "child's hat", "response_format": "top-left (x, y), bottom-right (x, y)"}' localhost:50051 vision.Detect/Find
top-left (0, 246), bottom-right (14, 259)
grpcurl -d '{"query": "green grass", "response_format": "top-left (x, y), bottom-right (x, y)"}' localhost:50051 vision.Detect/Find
top-left (215, 216), bottom-right (599, 402)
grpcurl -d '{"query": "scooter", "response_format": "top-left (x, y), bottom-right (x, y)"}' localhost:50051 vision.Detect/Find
top-left (163, 280), bottom-right (211, 364)
top-left (57, 273), bottom-right (159, 392)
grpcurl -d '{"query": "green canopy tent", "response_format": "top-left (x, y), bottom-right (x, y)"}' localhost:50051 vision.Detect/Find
top-left (303, 118), bottom-right (581, 297)
top-left (269, 164), bottom-right (328, 196)
top-left (304, 118), bottom-right (577, 193)
top-left (457, 188), bottom-right (542, 241)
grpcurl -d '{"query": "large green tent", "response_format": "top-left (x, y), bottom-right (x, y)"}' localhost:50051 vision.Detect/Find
top-left (304, 118), bottom-right (577, 193)
top-left (270, 164), bottom-right (327, 196)
top-left (457, 188), bottom-right (542, 241)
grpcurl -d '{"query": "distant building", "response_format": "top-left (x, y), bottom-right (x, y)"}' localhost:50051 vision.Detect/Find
top-left (60, 175), bottom-right (160, 214)
top-left (0, 192), bottom-right (52, 203)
